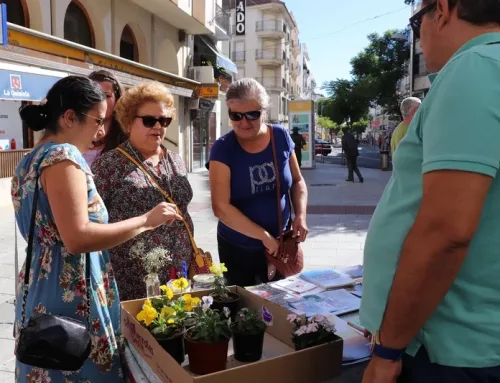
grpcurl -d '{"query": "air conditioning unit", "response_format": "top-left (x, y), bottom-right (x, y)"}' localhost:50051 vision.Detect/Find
top-left (191, 66), bottom-right (215, 83)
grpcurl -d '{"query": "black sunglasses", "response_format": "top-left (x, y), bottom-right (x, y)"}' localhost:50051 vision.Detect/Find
top-left (135, 115), bottom-right (173, 128)
top-left (409, 1), bottom-right (437, 39)
top-left (228, 110), bottom-right (262, 122)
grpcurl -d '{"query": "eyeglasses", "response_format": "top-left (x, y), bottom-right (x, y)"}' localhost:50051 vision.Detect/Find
top-left (409, 1), bottom-right (437, 39)
top-left (228, 110), bottom-right (262, 121)
top-left (82, 113), bottom-right (105, 127)
top-left (135, 115), bottom-right (173, 128)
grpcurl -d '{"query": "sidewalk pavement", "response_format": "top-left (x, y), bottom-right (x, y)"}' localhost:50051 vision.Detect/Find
top-left (0, 163), bottom-right (391, 380)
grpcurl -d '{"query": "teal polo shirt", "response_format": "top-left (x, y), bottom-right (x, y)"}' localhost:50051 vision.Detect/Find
top-left (360, 33), bottom-right (500, 367)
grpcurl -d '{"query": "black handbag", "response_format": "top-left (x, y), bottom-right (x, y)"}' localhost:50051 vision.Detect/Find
top-left (15, 170), bottom-right (92, 371)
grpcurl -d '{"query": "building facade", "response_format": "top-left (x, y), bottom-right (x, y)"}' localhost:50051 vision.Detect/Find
top-left (0, 0), bottom-right (236, 174)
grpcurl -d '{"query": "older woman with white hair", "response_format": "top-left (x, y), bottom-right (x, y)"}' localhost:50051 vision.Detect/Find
top-left (391, 96), bottom-right (422, 154)
top-left (208, 78), bottom-right (308, 286)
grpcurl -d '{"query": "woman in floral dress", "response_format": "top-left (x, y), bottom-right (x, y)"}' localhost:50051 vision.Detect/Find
top-left (92, 82), bottom-right (195, 301)
top-left (12, 76), bottom-right (181, 383)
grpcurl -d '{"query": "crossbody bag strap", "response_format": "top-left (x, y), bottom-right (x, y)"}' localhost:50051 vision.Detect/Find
top-left (269, 126), bottom-right (284, 252)
top-left (20, 159), bottom-right (91, 330)
top-left (116, 147), bottom-right (201, 257)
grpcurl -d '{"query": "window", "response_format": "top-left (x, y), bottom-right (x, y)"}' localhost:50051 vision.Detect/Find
top-left (64, 1), bottom-right (94, 48)
top-left (120, 25), bottom-right (138, 62)
top-left (3, 0), bottom-right (27, 26)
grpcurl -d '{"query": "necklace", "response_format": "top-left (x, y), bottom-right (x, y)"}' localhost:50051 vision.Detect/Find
top-left (126, 140), bottom-right (173, 198)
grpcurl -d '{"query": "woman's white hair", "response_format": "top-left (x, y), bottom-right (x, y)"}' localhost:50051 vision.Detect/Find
top-left (226, 78), bottom-right (270, 109)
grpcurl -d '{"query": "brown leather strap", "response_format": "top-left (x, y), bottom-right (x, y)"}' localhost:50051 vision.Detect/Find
top-left (269, 126), bottom-right (284, 252)
top-left (116, 148), bottom-right (205, 268)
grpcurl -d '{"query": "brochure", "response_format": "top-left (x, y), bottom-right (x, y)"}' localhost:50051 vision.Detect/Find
top-left (300, 269), bottom-right (354, 289)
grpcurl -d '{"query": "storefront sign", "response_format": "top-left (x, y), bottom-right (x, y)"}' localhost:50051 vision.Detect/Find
top-left (197, 84), bottom-right (219, 99)
top-left (0, 4), bottom-right (7, 45)
top-left (0, 69), bottom-right (61, 101)
top-left (0, 100), bottom-right (23, 150)
top-left (289, 100), bottom-right (315, 169)
top-left (235, 0), bottom-right (246, 36)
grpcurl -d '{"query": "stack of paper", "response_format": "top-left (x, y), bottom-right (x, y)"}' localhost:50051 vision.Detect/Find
top-left (271, 276), bottom-right (319, 294)
top-left (287, 289), bottom-right (361, 317)
top-left (300, 269), bottom-right (354, 289)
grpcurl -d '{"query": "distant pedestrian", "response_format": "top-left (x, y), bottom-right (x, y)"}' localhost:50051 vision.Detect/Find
top-left (342, 129), bottom-right (363, 183)
top-left (391, 97), bottom-right (421, 155)
top-left (291, 127), bottom-right (306, 167)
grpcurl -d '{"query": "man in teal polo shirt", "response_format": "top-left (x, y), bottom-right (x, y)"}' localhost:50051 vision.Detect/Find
top-left (360, 0), bottom-right (500, 382)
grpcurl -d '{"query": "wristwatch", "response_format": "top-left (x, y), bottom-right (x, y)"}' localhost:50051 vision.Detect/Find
top-left (370, 331), bottom-right (406, 361)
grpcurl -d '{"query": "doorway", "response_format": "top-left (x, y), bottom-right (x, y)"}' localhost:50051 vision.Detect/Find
top-left (192, 101), bottom-right (216, 170)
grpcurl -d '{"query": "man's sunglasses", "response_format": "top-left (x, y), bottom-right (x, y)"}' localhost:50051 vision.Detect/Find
top-left (409, 1), bottom-right (437, 39)
top-left (228, 110), bottom-right (262, 121)
top-left (135, 115), bottom-right (173, 128)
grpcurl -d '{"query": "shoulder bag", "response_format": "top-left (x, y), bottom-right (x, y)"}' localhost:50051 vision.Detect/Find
top-left (15, 171), bottom-right (92, 371)
top-left (265, 127), bottom-right (304, 277)
top-left (117, 147), bottom-right (213, 278)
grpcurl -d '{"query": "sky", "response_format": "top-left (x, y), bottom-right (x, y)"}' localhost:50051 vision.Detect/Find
top-left (282, 0), bottom-right (412, 93)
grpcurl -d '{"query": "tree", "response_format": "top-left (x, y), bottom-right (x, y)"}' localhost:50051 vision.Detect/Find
top-left (317, 116), bottom-right (335, 131)
top-left (351, 119), bottom-right (369, 137)
top-left (322, 79), bottom-right (371, 126)
top-left (350, 30), bottom-right (411, 117)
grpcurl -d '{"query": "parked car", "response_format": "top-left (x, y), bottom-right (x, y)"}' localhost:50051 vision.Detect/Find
top-left (315, 139), bottom-right (332, 156)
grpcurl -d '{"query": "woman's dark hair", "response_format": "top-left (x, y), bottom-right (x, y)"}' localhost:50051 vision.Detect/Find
top-left (19, 76), bottom-right (105, 132)
top-left (89, 70), bottom-right (126, 153)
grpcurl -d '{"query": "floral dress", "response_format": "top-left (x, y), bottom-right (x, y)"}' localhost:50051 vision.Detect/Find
top-left (91, 141), bottom-right (194, 301)
top-left (11, 143), bottom-right (123, 383)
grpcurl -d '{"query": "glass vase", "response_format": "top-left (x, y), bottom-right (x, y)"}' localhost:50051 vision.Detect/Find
top-left (145, 273), bottom-right (161, 298)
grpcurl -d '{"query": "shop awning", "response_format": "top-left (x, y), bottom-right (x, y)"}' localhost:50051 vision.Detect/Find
top-left (0, 62), bottom-right (67, 102)
top-left (199, 36), bottom-right (237, 74)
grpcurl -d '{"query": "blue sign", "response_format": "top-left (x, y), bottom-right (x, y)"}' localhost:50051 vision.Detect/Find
top-left (0, 69), bottom-right (62, 101)
top-left (0, 4), bottom-right (7, 46)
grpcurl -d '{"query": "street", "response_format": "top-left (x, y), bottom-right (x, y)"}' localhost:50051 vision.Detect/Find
top-left (317, 144), bottom-right (392, 170)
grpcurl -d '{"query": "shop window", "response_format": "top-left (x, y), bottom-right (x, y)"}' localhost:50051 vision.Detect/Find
top-left (120, 25), bottom-right (138, 62)
top-left (64, 1), bottom-right (94, 48)
top-left (3, 0), bottom-right (28, 27)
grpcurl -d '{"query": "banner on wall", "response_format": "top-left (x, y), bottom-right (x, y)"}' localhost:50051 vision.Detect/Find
top-left (288, 100), bottom-right (315, 169)
top-left (0, 100), bottom-right (23, 150)
top-left (235, 0), bottom-right (246, 36)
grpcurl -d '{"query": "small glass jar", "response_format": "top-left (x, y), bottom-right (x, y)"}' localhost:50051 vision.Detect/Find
top-left (145, 273), bottom-right (161, 298)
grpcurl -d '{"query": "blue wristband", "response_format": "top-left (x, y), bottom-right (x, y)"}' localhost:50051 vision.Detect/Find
top-left (372, 344), bottom-right (406, 361)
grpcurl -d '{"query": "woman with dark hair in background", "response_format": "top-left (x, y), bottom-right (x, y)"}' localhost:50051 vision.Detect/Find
top-left (11, 76), bottom-right (180, 382)
top-left (83, 70), bottom-right (126, 166)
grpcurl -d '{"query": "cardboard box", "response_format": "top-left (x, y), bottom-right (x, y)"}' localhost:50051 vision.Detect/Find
top-left (121, 286), bottom-right (343, 383)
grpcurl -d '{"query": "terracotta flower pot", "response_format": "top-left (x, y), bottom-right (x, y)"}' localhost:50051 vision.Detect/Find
top-left (210, 292), bottom-right (240, 320)
top-left (155, 332), bottom-right (185, 364)
top-left (184, 332), bottom-right (229, 375)
top-left (232, 330), bottom-right (265, 362)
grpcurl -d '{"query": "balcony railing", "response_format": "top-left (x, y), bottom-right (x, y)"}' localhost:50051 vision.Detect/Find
top-left (256, 20), bottom-right (284, 33)
top-left (232, 51), bottom-right (245, 62)
top-left (255, 50), bottom-right (281, 61)
top-left (256, 77), bottom-right (285, 89)
top-left (216, 4), bottom-right (230, 33)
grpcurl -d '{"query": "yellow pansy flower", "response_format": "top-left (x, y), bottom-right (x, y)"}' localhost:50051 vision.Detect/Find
top-left (167, 318), bottom-right (175, 324)
top-left (220, 263), bottom-right (228, 273)
top-left (143, 299), bottom-right (152, 308)
top-left (172, 278), bottom-right (188, 290)
top-left (209, 263), bottom-right (228, 277)
top-left (191, 297), bottom-right (201, 307)
top-left (161, 307), bottom-right (176, 317)
top-left (182, 294), bottom-right (192, 304)
top-left (184, 304), bottom-right (193, 312)
top-left (160, 285), bottom-right (174, 299)
top-left (136, 305), bottom-right (158, 326)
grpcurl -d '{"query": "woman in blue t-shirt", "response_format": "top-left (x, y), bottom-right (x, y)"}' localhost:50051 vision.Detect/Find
top-left (208, 78), bottom-right (308, 286)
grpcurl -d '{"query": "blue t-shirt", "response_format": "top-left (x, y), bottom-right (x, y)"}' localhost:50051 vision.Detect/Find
top-left (209, 125), bottom-right (295, 249)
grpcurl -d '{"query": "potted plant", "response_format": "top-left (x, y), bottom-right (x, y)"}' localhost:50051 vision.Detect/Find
top-left (209, 263), bottom-right (240, 319)
top-left (136, 286), bottom-right (201, 364)
top-left (184, 296), bottom-right (232, 375)
top-left (287, 314), bottom-right (337, 351)
top-left (230, 308), bottom-right (273, 362)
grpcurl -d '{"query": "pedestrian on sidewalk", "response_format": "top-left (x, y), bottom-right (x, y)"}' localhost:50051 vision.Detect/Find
top-left (12, 76), bottom-right (179, 382)
top-left (391, 97), bottom-right (421, 155)
top-left (342, 128), bottom-right (364, 183)
top-left (360, 1), bottom-right (500, 382)
top-left (291, 127), bottom-right (306, 167)
top-left (82, 70), bottom-right (125, 166)
top-left (92, 82), bottom-right (194, 301)
top-left (208, 78), bottom-right (308, 286)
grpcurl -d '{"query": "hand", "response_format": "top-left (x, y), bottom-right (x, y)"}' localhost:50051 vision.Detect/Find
top-left (292, 215), bottom-right (309, 242)
top-left (362, 356), bottom-right (402, 383)
top-left (261, 231), bottom-right (279, 256)
top-left (144, 202), bottom-right (183, 230)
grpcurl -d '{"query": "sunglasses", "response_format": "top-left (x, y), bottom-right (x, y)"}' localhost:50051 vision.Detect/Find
top-left (228, 110), bottom-right (262, 122)
top-left (409, 1), bottom-right (437, 39)
top-left (135, 115), bottom-right (173, 128)
top-left (82, 113), bottom-right (105, 128)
